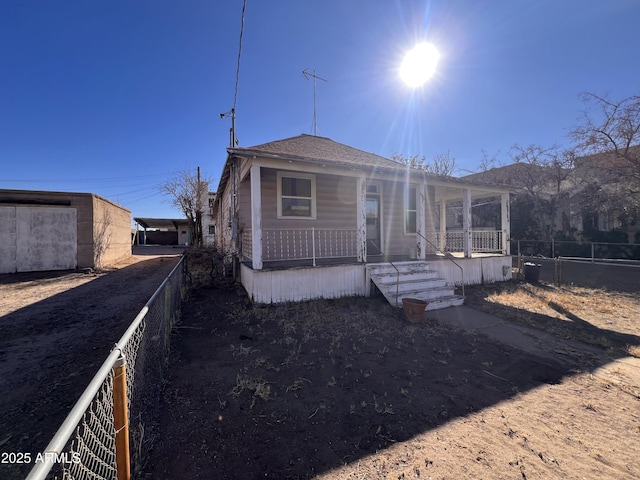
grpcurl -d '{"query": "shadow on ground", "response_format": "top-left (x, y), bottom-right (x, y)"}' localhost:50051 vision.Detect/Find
top-left (0, 255), bottom-right (180, 480)
top-left (132, 244), bottom-right (187, 256)
top-left (145, 283), bottom-right (638, 479)
top-left (465, 282), bottom-right (640, 359)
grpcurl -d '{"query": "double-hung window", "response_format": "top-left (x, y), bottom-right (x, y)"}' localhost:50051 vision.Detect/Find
top-left (405, 185), bottom-right (417, 234)
top-left (277, 172), bottom-right (316, 219)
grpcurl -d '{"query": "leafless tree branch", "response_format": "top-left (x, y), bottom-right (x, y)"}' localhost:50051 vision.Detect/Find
top-left (160, 169), bottom-right (211, 248)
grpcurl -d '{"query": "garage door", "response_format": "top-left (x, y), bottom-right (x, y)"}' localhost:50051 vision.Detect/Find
top-left (0, 206), bottom-right (77, 273)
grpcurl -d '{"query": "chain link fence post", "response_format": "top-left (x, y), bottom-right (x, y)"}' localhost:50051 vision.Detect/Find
top-left (113, 354), bottom-right (131, 480)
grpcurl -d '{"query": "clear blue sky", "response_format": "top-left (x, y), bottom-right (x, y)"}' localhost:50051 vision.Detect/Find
top-left (2, 0), bottom-right (639, 219)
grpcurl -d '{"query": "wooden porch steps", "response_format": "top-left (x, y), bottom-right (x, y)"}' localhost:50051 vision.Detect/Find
top-left (367, 261), bottom-right (464, 311)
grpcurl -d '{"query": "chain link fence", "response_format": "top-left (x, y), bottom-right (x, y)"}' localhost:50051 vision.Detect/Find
top-left (512, 240), bottom-right (640, 292)
top-left (512, 239), bottom-right (640, 261)
top-left (26, 255), bottom-right (186, 480)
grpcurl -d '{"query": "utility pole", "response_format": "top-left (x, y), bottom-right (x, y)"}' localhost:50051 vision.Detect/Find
top-left (196, 166), bottom-right (202, 248)
top-left (220, 109), bottom-right (236, 148)
top-left (302, 69), bottom-right (327, 136)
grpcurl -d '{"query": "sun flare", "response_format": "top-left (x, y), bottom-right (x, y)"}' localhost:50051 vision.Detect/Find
top-left (399, 42), bottom-right (440, 88)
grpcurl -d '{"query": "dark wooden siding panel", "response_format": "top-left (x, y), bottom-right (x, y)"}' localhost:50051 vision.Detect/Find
top-left (238, 178), bottom-right (251, 229)
top-left (425, 185), bottom-right (437, 231)
top-left (315, 174), bottom-right (357, 227)
top-left (259, 168), bottom-right (278, 228)
top-left (380, 180), bottom-right (414, 255)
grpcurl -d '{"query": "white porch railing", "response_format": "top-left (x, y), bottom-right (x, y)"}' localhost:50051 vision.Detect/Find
top-left (242, 228), bottom-right (358, 265)
top-left (241, 229), bottom-right (253, 260)
top-left (241, 228), bottom-right (502, 264)
top-left (436, 230), bottom-right (502, 254)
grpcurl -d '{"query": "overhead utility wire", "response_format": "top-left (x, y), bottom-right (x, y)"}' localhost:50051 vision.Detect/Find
top-left (2, 171), bottom-right (181, 183)
top-left (221, 0), bottom-right (246, 147)
top-left (233, 0), bottom-right (246, 113)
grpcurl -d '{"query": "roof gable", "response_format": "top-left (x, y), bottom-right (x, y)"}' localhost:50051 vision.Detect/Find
top-left (230, 134), bottom-right (403, 170)
top-left (214, 134), bottom-right (513, 205)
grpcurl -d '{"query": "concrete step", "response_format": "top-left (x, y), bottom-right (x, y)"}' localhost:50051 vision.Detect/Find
top-left (368, 261), bottom-right (464, 311)
top-left (367, 261), bottom-right (432, 275)
top-left (423, 295), bottom-right (465, 311)
top-left (386, 294), bottom-right (465, 311)
top-left (377, 284), bottom-right (457, 306)
top-left (376, 278), bottom-right (449, 294)
top-left (373, 271), bottom-right (440, 284)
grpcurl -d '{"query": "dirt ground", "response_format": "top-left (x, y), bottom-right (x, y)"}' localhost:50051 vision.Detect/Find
top-left (147, 282), bottom-right (640, 479)
top-left (0, 246), bottom-right (183, 480)
top-left (465, 282), bottom-right (640, 360)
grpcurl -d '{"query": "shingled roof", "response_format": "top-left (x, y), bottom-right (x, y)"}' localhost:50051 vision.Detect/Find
top-left (213, 134), bottom-right (513, 206)
top-left (229, 134), bottom-right (404, 171)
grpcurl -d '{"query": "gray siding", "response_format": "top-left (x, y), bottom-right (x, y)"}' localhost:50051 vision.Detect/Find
top-left (236, 166), bottom-right (441, 261)
top-left (380, 180), bottom-right (414, 256)
top-left (259, 168), bottom-right (357, 229)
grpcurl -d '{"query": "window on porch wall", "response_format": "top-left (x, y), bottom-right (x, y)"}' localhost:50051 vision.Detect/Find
top-left (277, 172), bottom-right (316, 219)
top-left (405, 185), bottom-right (417, 234)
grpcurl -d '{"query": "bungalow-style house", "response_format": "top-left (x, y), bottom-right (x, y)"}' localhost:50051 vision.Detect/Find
top-left (213, 134), bottom-right (512, 310)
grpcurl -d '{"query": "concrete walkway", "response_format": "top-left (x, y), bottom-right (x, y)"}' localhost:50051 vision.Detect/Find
top-left (427, 305), bottom-right (640, 398)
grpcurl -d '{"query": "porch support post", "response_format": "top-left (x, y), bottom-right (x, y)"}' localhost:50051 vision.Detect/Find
top-left (250, 165), bottom-right (263, 270)
top-left (356, 176), bottom-right (367, 262)
top-left (501, 192), bottom-right (511, 255)
top-left (416, 184), bottom-right (427, 259)
top-left (462, 188), bottom-right (472, 258)
top-left (439, 200), bottom-right (446, 253)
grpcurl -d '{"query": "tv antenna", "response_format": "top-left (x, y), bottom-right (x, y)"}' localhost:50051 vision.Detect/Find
top-left (302, 68), bottom-right (327, 136)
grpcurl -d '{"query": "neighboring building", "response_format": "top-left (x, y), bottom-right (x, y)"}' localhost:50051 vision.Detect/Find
top-left (464, 146), bottom-right (640, 243)
top-left (202, 191), bottom-right (217, 247)
top-left (212, 134), bottom-right (513, 308)
top-left (0, 189), bottom-right (131, 273)
top-left (133, 217), bottom-right (191, 245)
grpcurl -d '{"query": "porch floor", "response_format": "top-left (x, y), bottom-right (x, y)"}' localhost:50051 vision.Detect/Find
top-left (242, 252), bottom-right (504, 271)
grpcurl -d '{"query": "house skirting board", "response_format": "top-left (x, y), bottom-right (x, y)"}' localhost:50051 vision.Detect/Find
top-left (240, 256), bottom-right (512, 304)
top-left (240, 263), bottom-right (368, 303)
top-left (429, 256), bottom-right (513, 286)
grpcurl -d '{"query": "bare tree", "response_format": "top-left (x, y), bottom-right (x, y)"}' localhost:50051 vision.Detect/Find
top-left (572, 91), bottom-right (640, 183)
top-left (506, 144), bottom-right (578, 238)
top-left (477, 149), bottom-right (501, 173)
top-left (430, 151), bottom-right (458, 176)
top-left (571, 91), bottom-right (640, 228)
top-left (392, 150), bottom-right (457, 176)
top-left (160, 168), bottom-right (210, 248)
top-left (510, 144), bottom-right (576, 196)
top-left (392, 153), bottom-right (426, 169)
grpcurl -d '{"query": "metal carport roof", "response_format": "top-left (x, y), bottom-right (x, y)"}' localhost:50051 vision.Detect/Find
top-left (133, 217), bottom-right (189, 230)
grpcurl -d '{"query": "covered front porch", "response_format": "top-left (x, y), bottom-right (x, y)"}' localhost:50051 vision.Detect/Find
top-left (240, 169), bottom-right (512, 270)
top-left (239, 179), bottom-right (513, 305)
top-left (237, 163), bottom-right (512, 305)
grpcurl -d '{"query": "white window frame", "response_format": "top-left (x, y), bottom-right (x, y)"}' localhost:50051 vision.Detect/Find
top-left (277, 171), bottom-right (317, 219)
top-left (404, 184), bottom-right (417, 235)
top-left (366, 181), bottom-right (381, 194)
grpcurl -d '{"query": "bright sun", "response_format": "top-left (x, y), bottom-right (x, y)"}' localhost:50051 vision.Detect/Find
top-left (399, 42), bottom-right (440, 88)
